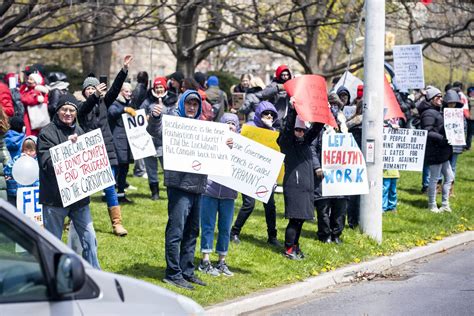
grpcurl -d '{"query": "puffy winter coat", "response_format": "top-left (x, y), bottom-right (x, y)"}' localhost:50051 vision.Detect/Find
top-left (20, 84), bottom-right (49, 136)
top-left (108, 95), bottom-right (133, 164)
top-left (0, 82), bottom-right (14, 117)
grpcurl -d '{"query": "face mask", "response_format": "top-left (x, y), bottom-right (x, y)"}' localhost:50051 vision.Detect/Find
top-left (261, 117), bottom-right (273, 128)
top-left (295, 136), bottom-right (304, 143)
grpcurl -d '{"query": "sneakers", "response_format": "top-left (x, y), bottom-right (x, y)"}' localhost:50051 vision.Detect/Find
top-left (295, 245), bottom-right (305, 259)
top-left (216, 261), bottom-right (234, 277)
top-left (163, 277), bottom-right (194, 290)
top-left (429, 206), bottom-right (442, 213)
top-left (284, 246), bottom-right (302, 260)
top-left (439, 205), bottom-right (452, 213)
top-left (198, 260), bottom-right (220, 276)
top-left (184, 275), bottom-right (207, 286)
top-left (230, 234), bottom-right (241, 244)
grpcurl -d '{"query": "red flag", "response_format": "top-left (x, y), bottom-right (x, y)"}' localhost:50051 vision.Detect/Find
top-left (384, 76), bottom-right (406, 121)
top-left (283, 75), bottom-right (337, 128)
top-left (420, 0), bottom-right (432, 5)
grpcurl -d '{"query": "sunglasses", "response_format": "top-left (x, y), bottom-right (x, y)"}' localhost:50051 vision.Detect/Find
top-left (261, 111), bottom-right (275, 117)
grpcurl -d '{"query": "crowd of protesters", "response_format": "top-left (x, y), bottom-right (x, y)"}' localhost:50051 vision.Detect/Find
top-left (0, 55), bottom-right (473, 291)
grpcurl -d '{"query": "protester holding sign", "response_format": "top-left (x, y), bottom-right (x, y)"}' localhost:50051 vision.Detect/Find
top-left (419, 86), bottom-right (453, 213)
top-left (108, 82), bottom-right (136, 204)
top-left (278, 101), bottom-right (324, 260)
top-left (230, 101), bottom-right (281, 247)
top-left (140, 76), bottom-right (177, 200)
top-left (77, 54), bottom-right (132, 236)
top-left (38, 93), bottom-right (100, 269)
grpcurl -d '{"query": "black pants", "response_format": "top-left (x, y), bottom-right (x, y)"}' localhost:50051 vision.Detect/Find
top-left (315, 198), bottom-right (347, 240)
top-left (346, 195), bottom-right (360, 227)
top-left (116, 163), bottom-right (129, 194)
top-left (466, 119), bottom-right (473, 150)
top-left (285, 218), bottom-right (305, 248)
top-left (231, 193), bottom-right (277, 239)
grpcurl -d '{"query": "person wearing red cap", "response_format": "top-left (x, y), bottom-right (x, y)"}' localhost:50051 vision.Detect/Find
top-left (140, 76), bottom-right (177, 200)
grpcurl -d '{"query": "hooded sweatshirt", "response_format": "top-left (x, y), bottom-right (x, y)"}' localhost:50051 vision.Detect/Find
top-left (247, 101), bottom-right (278, 130)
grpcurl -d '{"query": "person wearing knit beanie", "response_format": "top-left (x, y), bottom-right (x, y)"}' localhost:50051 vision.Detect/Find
top-left (56, 93), bottom-right (79, 113)
top-left (207, 76), bottom-right (219, 87)
top-left (29, 73), bottom-right (43, 86)
top-left (153, 77), bottom-right (168, 90)
top-left (82, 76), bottom-right (100, 97)
top-left (194, 72), bottom-right (207, 89)
top-left (8, 116), bottom-right (25, 133)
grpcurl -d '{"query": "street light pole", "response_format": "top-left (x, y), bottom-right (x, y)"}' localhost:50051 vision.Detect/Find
top-left (360, 0), bottom-right (385, 243)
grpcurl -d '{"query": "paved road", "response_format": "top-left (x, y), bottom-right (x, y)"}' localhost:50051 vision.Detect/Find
top-left (250, 242), bottom-right (474, 316)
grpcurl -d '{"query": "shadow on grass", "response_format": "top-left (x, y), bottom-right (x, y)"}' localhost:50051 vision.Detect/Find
top-left (399, 187), bottom-right (423, 195)
top-left (402, 197), bottom-right (427, 209)
top-left (116, 263), bottom-right (166, 281)
top-left (237, 234), bottom-right (283, 254)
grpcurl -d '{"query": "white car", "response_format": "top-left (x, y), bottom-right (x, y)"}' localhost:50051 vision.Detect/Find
top-left (0, 200), bottom-right (204, 315)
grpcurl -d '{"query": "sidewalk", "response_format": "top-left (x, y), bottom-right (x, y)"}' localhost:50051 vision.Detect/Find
top-left (206, 231), bottom-right (474, 316)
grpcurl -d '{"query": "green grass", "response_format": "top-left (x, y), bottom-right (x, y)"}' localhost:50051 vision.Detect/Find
top-left (89, 147), bottom-right (474, 306)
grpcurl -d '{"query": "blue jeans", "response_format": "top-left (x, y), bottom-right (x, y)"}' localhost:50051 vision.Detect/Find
top-left (382, 178), bottom-right (397, 211)
top-left (103, 166), bottom-right (118, 207)
top-left (450, 153), bottom-right (459, 179)
top-left (200, 195), bottom-right (235, 255)
top-left (144, 156), bottom-right (163, 185)
top-left (165, 187), bottom-right (201, 281)
top-left (422, 163), bottom-right (430, 188)
top-left (428, 161), bottom-right (454, 208)
top-left (43, 205), bottom-right (100, 269)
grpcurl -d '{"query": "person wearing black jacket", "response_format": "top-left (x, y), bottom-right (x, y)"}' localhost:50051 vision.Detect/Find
top-left (277, 102), bottom-right (323, 260)
top-left (77, 54), bottom-right (133, 236)
top-left (131, 71), bottom-right (149, 178)
top-left (38, 93), bottom-right (100, 269)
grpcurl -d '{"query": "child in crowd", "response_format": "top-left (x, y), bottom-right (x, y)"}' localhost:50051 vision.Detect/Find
top-left (382, 118), bottom-right (401, 212)
top-left (198, 113), bottom-right (239, 276)
top-left (4, 135), bottom-right (39, 206)
top-left (278, 100), bottom-right (323, 259)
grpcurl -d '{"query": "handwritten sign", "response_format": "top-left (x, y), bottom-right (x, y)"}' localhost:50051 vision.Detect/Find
top-left (444, 108), bottom-right (466, 146)
top-left (284, 75), bottom-right (337, 127)
top-left (50, 129), bottom-right (115, 207)
top-left (393, 44), bottom-right (425, 90)
top-left (332, 71), bottom-right (364, 103)
top-left (162, 115), bottom-right (231, 176)
top-left (209, 133), bottom-right (284, 203)
top-left (383, 128), bottom-right (427, 171)
top-left (16, 187), bottom-right (43, 226)
top-left (122, 109), bottom-right (156, 160)
top-left (322, 133), bottom-right (368, 196)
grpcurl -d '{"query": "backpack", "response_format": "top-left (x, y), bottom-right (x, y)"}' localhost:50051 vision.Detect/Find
top-left (199, 99), bottom-right (215, 121)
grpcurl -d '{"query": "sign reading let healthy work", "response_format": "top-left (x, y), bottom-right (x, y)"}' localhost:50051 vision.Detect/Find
top-left (383, 128), bottom-right (427, 171)
top-left (122, 109), bottom-right (156, 160)
top-left (322, 133), bottom-right (368, 196)
top-left (444, 108), bottom-right (466, 146)
top-left (50, 129), bottom-right (115, 207)
top-left (16, 187), bottom-right (43, 226)
top-left (162, 115), bottom-right (231, 176)
top-left (209, 133), bottom-right (285, 203)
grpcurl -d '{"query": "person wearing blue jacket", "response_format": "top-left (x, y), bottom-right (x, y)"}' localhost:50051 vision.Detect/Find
top-left (5, 116), bottom-right (25, 160)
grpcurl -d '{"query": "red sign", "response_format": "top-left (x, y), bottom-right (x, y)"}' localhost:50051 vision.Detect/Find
top-left (284, 75), bottom-right (337, 128)
top-left (384, 76), bottom-right (406, 121)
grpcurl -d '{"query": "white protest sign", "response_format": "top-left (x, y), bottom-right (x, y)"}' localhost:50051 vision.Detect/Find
top-left (50, 129), bottom-right (115, 207)
top-left (122, 109), bottom-right (156, 160)
top-left (393, 44), bottom-right (425, 90)
top-left (444, 108), bottom-right (466, 146)
top-left (332, 71), bottom-right (363, 103)
top-left (209, 133), bottom-right (285, 203)
top-left (16, 187), bottom-right (43, 226)
top-left (322, 133), bottom-right (368, 196)
top-left (162, 115), bottom-right (232, 176)
top-left (383, 127), bottom-right (427, 171)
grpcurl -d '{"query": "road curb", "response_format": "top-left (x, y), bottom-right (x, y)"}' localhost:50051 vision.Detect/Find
top-left (205, 231), bottom-right (474, 316)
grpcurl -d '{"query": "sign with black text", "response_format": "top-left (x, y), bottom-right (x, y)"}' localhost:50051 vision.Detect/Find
top-left (383, 128), bottom-right (427, 171)
top-left (122, 109), bottom-right (156, 159)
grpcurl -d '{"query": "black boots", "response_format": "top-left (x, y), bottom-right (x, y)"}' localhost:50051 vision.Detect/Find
top-left (149, 182), bottom-right (159, 200)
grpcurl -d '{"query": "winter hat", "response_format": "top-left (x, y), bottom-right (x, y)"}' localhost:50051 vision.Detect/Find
top-left (425, 86), bottom-right (442, 101)
top-left (168, 71), bottom-right (184, 83)
top-left (207, 76), bottom-right (219, 87)
top-left (194, 72), bottom-right (207, 88)
top-left (153, 77), bottom-right (168, 90)
top-left (294, 116), bottom-right (307, 130)
top-left (56, 93), bottom-right (79, 112)
top-left (9, 116), bottom-right (25, 133)
top-left (82, 76), bottom-right (100, 90)
top-left (29, 73), bottom-right (43, 85)
top-left (23, 135), bottom-right (38, 145)
top-left (184, 93), bottom-right (200, 103)
top-left (443, 89), bottom-right (463, 107)
top-left (220, 112), bottom-right (240, 131)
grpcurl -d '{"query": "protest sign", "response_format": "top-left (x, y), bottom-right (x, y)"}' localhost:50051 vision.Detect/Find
top-left (50, 129), bottom-right (115, 207)
top-left (322, 133), bottom-right (368, 196)
top-left (162, 115), bottom-right (231, 176)
top-left (384, 76), bottom-right (406, 120)
top-left (122, 109), bottom-right (156, 160)
top-left (284, 75), bottom-right (337, 128)
top-left (393, 44), bottom-right (425, 90)
top-left (209, 133), bottom-right (285, 203)
top-left (332, 71), bottom-right (364, 103)
top-left (444, 108), bottom-right (466, 146)
top-left (383, 127), bottom-right (427, 171)
top-left (16, 187), bottom-right (43, 226)
top-left (240, 124), bottom-right (284, 184)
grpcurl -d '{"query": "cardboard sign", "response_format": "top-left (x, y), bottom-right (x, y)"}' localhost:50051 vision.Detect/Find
top-left (322, 133), bottom-right (369, 196)
top-left (50, 129), bottom-right (115, 207)
top-left (444, 108), bottom-right (466, 146)
top-left (332, 71), bottom-right (364, 103)
top-left (393, 44), bottom-right (425, 90)
top-left (232, 93), bottom-right (245, 109)
top-left (384, 76), bottom-right (406, 120)
top-left (16, 187), bottom-right (43, 226)
top-left (122, 109), bottom-right (156, 160)
top-left (162, 115), bottom-right (232, 176)
top-left (209, 133), bottom-right (285, 203)
top-left (284, 75), bottom-right (338, 128)
top-left (383, 128), bottom-right (427, 171)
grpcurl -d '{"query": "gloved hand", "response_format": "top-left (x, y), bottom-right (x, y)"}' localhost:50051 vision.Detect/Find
top-left (37, 94), bottom-right (45, 103)
top-left (124, 106), bottom-right (136, 117)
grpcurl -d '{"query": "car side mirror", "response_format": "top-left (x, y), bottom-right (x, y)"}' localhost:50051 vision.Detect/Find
top-left (55, 254), bottom-right (86, 296)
